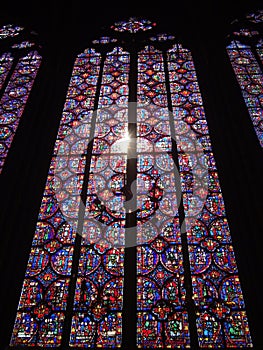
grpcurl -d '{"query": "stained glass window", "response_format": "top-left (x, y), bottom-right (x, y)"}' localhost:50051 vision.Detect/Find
top-left (0, 24), bottom-right (42, 173)
top-left (226, 10), bottom-right (263, 148)
top-left (10, 18), bottom-right (253, 348)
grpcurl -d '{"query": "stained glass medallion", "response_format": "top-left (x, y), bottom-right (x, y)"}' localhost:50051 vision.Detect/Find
top-left (111, 17), bottom-right (155, 33)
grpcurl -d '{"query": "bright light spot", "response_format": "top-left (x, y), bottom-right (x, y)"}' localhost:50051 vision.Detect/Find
top-left (111, 133), bottom-right (131, 153)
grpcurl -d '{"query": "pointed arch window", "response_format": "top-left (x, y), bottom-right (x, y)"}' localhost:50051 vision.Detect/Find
top-left (10, 18), bottom-right (253, 348)
top-left (0, 23), bottom-right (42, 173)
top-left (226, 9), bottom-right (263, 148)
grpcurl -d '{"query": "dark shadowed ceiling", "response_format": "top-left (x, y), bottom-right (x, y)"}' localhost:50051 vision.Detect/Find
top-left (0, 0), bottom-right (262, 49)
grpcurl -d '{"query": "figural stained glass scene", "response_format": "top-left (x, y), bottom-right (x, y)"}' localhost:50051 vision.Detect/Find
top-left (9, 17), bottom-right (253, 348)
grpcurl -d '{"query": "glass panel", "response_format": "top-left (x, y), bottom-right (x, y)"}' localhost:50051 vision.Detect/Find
top-left (0, 52), bottom-right (14, 89)
top-left (136, 45), bottom-right (191, 348)
top-left (168, 43), bottom-right (253, 348)
top-left (227, 40), bottom-right (263, 148)
top-left (9, 20), bottom-right (254, 349)
top-left (69, 47), bottom-right (129, 348)
top-left (10, 48), bottom-right (101, 347)
top-left (0, 51), bottom-right (41, 173)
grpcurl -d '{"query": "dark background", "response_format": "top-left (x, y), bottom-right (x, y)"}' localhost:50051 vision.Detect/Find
top-left (0, 0), bottom-right (263, 349)
top-left (0, 0), bottom-right (263, 46)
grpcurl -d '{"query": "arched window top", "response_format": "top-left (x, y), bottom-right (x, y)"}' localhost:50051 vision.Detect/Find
top-left (21, 50), bottom-right (42, 60)
top-left (256, 38), bottom-right (263, 47)
top-left (168, 42), bottom-right (189, 53)
top-left (107, 45), bottom-right (129, 55)
top-left (150, 33), bottom-right (175, 42)
top-left (226, 39), bottom-right (250, 49)
top-left (138, 44), bottom-right (162, 55)
top-left (0, 52), bottom-right (13, 61)
top-left (92, 36), bottom-right (118, 45)
top-left (78, 47), bottom-right (100, 59)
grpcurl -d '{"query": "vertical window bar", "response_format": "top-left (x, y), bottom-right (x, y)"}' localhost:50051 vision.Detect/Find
top-left (122, 49), bottom-right (138, 349)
